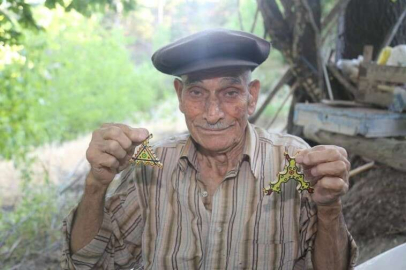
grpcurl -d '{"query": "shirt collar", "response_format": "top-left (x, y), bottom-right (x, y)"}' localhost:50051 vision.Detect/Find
top-left (179, 135), bottom-right (198, 172)
top-left (242, 123), bottom-right (260, 178)
top-left (178, 123), bottom-right (260, 179)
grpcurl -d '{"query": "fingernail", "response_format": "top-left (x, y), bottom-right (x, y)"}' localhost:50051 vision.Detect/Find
top-left (139, 128), bottom-right (149, 139)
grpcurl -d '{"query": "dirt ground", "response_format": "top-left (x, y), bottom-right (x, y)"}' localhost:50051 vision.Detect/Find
top-left (343, 157), bottom-right (406, 264)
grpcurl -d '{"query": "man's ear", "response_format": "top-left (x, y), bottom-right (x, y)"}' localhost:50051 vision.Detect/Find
top-left (247, 79), bottom-right (260, 115)
top-left (174, 78), bottom-right (184, 113)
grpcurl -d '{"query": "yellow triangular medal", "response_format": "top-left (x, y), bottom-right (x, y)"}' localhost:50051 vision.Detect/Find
top-left (130, 134), bottom-right (163, 168)
top-left (263, 152), bottom-right (313, 195)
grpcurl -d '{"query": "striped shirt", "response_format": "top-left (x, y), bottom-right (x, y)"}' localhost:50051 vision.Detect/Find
top-left (61, 124), bottom-right (357, 269)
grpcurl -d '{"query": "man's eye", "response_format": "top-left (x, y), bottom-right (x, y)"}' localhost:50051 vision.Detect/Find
top-left (224, 90), bottom-right (239, 97)
top-left (190, 90), bottom-right (202, 96)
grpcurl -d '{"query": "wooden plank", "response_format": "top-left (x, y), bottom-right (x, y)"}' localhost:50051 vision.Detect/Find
top-left (327, 63), bottom-right (358, 96)
top-left (294, 103), bottom-right (406, 138)
top-left (361, 63), bottom-right (406, 84)
top-left (321, 99), bottom-right (368, 107)
top-left (357, 74), bottom-right (406, 111)
top-left (363, 45), bottom-right (374, 63)
top-left (349, 161), bottom-right (375, 178)
top-left (357, 78), bottom-right (392, 104)
top-left (295, 107), bottom-right (360, 136)
top-left (303, 126), bottom-right (406, 172)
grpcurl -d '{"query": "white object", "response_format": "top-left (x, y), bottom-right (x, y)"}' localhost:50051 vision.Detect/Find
top-left (355, 243), bottom-right (406, 270)
top-left (337, 55), bottom-right (364, 83)
top-left (386, 45), bottom-right (406, 66)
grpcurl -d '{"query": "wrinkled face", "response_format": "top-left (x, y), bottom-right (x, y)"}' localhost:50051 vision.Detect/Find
top-left (174, 70), bottom-right (260, 153)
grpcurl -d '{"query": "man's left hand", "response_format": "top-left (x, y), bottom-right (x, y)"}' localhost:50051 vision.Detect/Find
top-left (295, 145), bottom-right (350, 206)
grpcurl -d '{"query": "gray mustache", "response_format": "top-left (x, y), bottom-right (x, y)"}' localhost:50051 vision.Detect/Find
top-left (196, 122), bottom-right (233, 130)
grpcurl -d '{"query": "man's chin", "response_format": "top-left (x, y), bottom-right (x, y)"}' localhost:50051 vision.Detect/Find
top-left (189, 127), bottom-right (242, 153)
top-left (195, 126), bottom-right (232, 135)
top-left (195, 139), bottom-right (235, 153)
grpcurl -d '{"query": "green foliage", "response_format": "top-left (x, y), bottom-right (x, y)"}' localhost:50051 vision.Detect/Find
top-left (0, 43), bottom-right (44, 160)
top-left (0, 182), bottom-right (74, 267)
top-left (222, 0), bottom-right (265, 36)
top-left (0, 9), bottom-right (163, 161)
top-left (0, 1), bottom-right (38, 45)
top-left (0, 0), bottom-right (137, 45)
top-left (322, 0), bottom-right (338, 17)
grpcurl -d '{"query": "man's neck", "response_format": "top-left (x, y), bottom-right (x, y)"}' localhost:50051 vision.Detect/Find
top-left (196, 132), bottom-right (246, 179)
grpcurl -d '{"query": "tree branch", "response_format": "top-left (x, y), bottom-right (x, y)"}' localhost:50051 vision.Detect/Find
top-left (249, 69), bottom-right (293, 123)
top-left (281, 0), bottom-right (294, 27)
top-left (250, 4), bottom-right (260, 33)
top-left (301, 0), bottom-right (323, 94)
top-left (321, 0), bottom-right (352, 30)
top-left (258, 0), bottom-right (291, 51)
top-left (237, 0), bottom-right (245, 31)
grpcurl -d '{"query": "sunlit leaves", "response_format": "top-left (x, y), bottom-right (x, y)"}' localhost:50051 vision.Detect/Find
top-left (0, 10), bottom-right (160, 161)
top-left (0, 0), bottom-right (137, 45)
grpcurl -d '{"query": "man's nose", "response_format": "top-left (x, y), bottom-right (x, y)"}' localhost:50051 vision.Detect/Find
top-left (203, 97), bottom-right (224, 124)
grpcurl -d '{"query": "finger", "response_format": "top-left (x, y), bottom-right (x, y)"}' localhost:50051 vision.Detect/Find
top-left (297, 148), bottom-right (346, 166)
top-left (102, 140), bottom-right (127, 160)
top-left (98, 153), bottom-right (120, 170)
top-left (304, 145), bottom-right (347, 157)
top-left (302, 168), bottom-right (322, 186)
top-left (314, 176), bottom-right (348, 196)
top-left (120, 153), bottom-right (133, 167)
top-left (305, 145), bottom-right (326, 152)
top-left (101, 126), bottom-right (132, 151)
top-left (296, 145), bottom-right (348, 162)
top-left (295, 148), bottom-right (312, 164)
top-left (310, 160), bottom-right (349, 179)
top-left (309, 176), bottom-right (323, 187)
top-left (311, 176), bottom-right (349, 205)
top-left (295, 145), bottom-right (327, 159)
top-left (128, 145), bottom-right (136, 156)
top-left (110, 124), bottom-right (149, 145)
top-left (118, 156), bottom-right (132, 171)
top-left (303, 168), bottom-right (312, 177)
top-left (336, 146), bottom-right (348, 158)
top-left (304, 157), bottom-right (350, 174)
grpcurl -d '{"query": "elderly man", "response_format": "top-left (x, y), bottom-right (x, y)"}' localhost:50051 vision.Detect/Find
top-left (61, 29), bottom-right (357, 269)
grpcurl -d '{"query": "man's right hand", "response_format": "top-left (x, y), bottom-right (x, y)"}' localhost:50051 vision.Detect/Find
top-left (85, 123), bottom-right (149, 188)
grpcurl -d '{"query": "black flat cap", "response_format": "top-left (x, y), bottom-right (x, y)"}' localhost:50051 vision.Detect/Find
top-left (151, 29), bottom-right (271, 76)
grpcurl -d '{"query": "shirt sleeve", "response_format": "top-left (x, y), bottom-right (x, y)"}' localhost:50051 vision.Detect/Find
top-left (287, 142), bottom-right (358, 269)
top-left (295, 192), bottom-right (358, 269)
top-left (60, 166), bottom-right (145, 270)
top-left (348, 232), bottom-right (358, 269)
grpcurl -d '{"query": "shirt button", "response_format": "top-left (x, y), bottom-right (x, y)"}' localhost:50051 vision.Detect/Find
top-left (216, 227), bottom-right (222, 233)
top-left (201, 191), bottom-right (208, 197)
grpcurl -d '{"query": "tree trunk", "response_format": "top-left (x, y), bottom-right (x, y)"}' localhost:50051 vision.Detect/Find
top-left (259, 0), bottom-right (323, 135)
top-left (336, 0), bottom-right (406, 61)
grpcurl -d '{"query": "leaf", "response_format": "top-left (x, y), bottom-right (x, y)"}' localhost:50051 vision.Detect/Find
top-left (44, 0), bottom-right (65, 9)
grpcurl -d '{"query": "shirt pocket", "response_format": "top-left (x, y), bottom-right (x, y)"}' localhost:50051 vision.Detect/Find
top-left (235, 239), bottom-right (298, 270)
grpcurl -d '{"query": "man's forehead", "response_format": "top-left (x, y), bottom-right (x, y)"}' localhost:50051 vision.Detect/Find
top-left (182, 67), bottom-right (249, 85)
top-left (183, 76), bottom-right (243, 86)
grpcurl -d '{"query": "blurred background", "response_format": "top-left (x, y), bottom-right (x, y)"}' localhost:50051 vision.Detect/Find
top-left (1, 0), bottom-right (405, 269)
